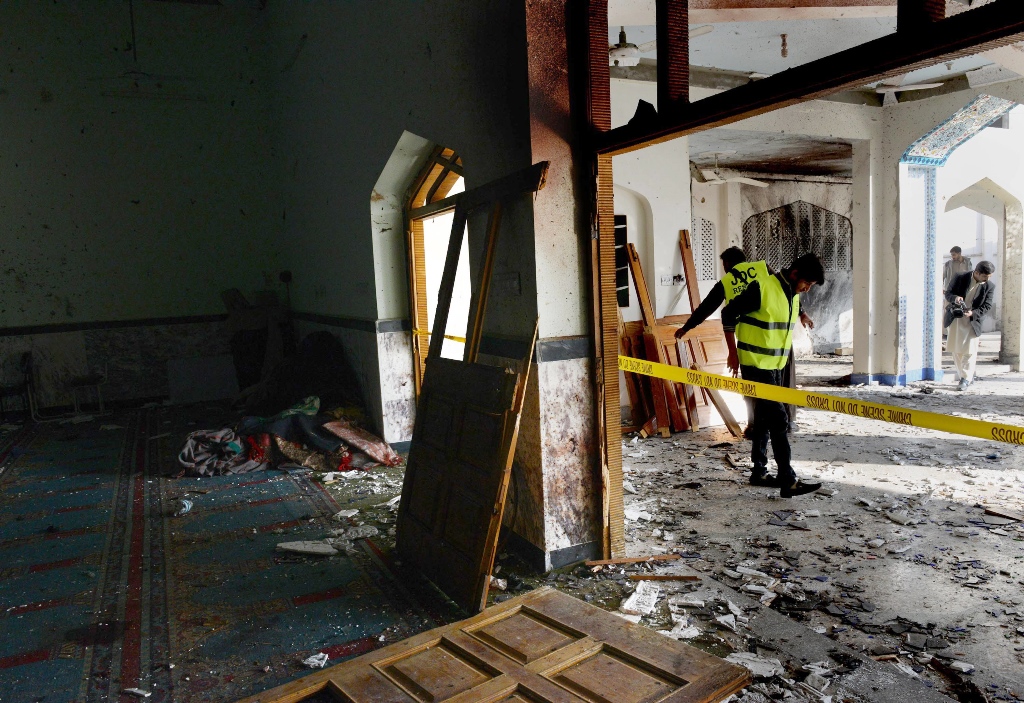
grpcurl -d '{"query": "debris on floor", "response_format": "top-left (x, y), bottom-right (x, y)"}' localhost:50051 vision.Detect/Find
top-left (176, 395), bottom-right (402, 477)
top-left (301, 653), bottom-right (329, 669)
top-left (484, 356), bottom-right (1024, 702)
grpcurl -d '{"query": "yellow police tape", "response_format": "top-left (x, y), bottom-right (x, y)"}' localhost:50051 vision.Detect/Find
top-left (412, 329), bottom-right (467, 344)
top-left (618, 355), bottom-right (1024, 446)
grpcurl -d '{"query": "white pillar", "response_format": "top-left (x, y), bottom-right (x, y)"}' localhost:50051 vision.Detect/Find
top-left (1002, 202), bottom-right (1024, 370)
top-left (851, 140), bottom-right (873, 381)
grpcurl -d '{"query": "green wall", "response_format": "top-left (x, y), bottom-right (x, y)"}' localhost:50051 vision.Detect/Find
top-left (0, 1), bottom-right (280, 327)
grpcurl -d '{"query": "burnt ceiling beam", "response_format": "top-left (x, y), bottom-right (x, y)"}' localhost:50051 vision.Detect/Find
top-left (898, 0), bottom-right (945, 29)
top-left (592, 0), bottom-right (1024, 155)
top-left (690, 0), bottom-right (893, 6)
top-left (656, 0), bottom-right (689, 117)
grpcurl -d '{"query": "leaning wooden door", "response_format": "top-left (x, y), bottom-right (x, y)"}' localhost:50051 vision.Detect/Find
top-left (235, 587), bottom-right (750, 703)
top-left (397, 354), bottom-right (530, 613)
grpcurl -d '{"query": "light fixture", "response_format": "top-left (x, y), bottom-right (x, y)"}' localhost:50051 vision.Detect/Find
top-left (608, 27), bottom-right (641, 67)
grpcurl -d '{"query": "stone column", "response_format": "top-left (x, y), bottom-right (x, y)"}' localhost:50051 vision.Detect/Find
top-left (495, 0), bottom-right (602, 571)
top-left (851, 136), bottom-right (903, 385)
top-left (1002, 200), bottom-right (1024, 370)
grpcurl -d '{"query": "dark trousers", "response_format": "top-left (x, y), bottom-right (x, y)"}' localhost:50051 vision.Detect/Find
top-left (744, 350), bottom-right (796, 428)
top-left (740, 364), bottom-right (796, 486)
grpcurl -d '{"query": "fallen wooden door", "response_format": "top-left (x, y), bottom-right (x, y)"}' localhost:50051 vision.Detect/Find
top-left (235, 587), bottom-right (750, 703)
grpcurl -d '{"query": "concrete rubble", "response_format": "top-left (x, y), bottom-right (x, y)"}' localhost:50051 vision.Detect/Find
top-left (602, 357), bottom-right (1024, 701)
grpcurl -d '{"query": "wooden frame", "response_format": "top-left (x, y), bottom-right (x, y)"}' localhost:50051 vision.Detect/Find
top-left (573, 0), bottom-right (1024, 557)
top-left (396, 163), bottom-right (548, 614)
top-left (405, 146), bottom-right (465, 395)
top-left (234, 587), bottom-right (750, 703)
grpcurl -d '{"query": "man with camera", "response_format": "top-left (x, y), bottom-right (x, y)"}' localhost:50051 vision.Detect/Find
top-left (944, 260), bottom-right (996, 391)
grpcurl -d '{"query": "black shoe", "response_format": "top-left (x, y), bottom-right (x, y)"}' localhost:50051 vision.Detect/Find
top-left (749, 473), bottom-right (779, 487)
top-left (780, 480), bottom-right (822, 498)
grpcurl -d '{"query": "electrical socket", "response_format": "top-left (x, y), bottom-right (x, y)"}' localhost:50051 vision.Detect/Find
top-left (660, 275), bottom-right (673, 286)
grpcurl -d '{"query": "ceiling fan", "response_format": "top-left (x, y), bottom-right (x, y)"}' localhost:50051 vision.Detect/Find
top-left (609, 25), bottom-right (714, 67)
top-left (695, 152), bottom-right (769, 188)
top-left (875, 74), bottom-right (944, 106)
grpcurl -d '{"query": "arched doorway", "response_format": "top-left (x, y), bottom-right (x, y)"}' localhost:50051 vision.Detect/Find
top-left (945, 177), bottom-right (1024, 370)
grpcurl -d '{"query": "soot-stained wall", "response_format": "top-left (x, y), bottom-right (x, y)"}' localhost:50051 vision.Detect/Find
top-left (0, 3), bottom-right (281, 404)
top-left (0, 3), bottom-right (280, 327)
top-left (742, 180), bottom-right (855, 354)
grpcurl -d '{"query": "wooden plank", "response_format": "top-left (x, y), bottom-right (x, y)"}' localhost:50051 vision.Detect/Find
top-left (627, 243), bottom-right (686, 436)
top-left (234, 588), bottom-right (750, 703)
top-left (984, 507), bottom-right (1024, 522)
top-left (592, 1), bottom-right (1024, 155)
top-left (705, 384), bottom-right (742, 438)
top-left (426, 203), bottom-right (469, 361)
top-left (680, 337), bottom-right (743, 438)
top-left (625, 243), bottom-right (657, 327)
top-left (406, 217), bottom-right (428, 395)
top-left (585, 554), bottom-right (681, 566)
top-left (676, 337), bottom-right (701, 431)
top-left (596, 154), bottom-right (624, 559)
top-left (465, 202), bottom-right (503, 363)
top-left (643, 333), bottom-right (674, 437)
top-left (678, 229), bottom-right (702, 313)
top-left (617, 309), bottom-right (647, 427)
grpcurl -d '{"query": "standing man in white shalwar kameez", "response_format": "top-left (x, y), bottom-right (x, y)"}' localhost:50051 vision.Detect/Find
top-left (943, 260), bottom-right (996, 391)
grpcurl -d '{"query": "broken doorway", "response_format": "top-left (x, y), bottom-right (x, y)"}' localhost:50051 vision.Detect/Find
top-left (406, 148), bottom-right (468, 394)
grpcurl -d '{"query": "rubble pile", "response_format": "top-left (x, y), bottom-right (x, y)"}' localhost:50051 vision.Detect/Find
top-left (607, 370), bottom-right (1024, 700)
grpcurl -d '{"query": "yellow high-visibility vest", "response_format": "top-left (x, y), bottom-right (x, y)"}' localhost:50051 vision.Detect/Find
top-left (735, 269), bottom-right (799, 370)
top-left (722, 260), bottom-right (768, 302)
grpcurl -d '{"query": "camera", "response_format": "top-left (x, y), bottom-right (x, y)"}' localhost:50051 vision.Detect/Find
top-left (951, 300), bottom-right (968, 318)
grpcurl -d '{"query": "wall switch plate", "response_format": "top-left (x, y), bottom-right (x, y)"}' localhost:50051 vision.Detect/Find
top-left (660, 275), bottom-right (673, 286)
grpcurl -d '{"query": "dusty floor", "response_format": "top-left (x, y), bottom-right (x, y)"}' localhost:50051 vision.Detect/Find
top-left (311, 339), bottom-right (1024, 702)
top-left (603, 346), bottom-right (1024, 700)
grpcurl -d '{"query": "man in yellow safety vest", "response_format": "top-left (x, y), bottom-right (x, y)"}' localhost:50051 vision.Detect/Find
top-left (721, 253), bottom-right (825, 498)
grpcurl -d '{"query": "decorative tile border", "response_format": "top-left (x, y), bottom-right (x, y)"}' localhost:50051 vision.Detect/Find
top-left (902, 94), bottom-right (1016, 167)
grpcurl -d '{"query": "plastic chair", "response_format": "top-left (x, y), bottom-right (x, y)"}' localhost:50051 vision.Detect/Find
top-left (65, 364), bottom-right (107, 416)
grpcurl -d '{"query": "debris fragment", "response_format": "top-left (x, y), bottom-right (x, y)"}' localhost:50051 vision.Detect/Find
top-left (174, 499), bottom-right (193, 517)
top-left (122, 689), bottom-right (151, 699)
top-left (585, 554), bottom-right (680, 567)
top-left (725, 652), bottom-right (785, 678)
top-left (619, 580), bottom-right (660, 616)
top-left (302, 653), bottom-right (329, 669)
top-left (276, 541), bottom-right (338, 557)
top-left (333, 509), bottom-right (359, 520)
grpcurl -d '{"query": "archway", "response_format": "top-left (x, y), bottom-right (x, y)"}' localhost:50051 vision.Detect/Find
top-left (945, 177), bottom-right (1024, 370)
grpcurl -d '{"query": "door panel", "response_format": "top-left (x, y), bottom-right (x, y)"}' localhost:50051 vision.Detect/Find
top-left (396, 356), bottom-right (526, 613)
top-left (235, 588), bottom-right (749, 703)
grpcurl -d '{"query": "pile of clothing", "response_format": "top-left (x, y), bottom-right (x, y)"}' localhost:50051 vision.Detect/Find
top-left (178, 396), bottom-right (401, 477)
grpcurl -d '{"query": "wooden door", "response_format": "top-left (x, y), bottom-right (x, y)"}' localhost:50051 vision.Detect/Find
top-left (235, 587), bottom-right (750, 703)
top-left (396, 355), bottom-right (530, 614)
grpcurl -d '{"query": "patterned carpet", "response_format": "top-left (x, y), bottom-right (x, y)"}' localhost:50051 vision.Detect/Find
top-left (0, 410), bottom-right (434, 703)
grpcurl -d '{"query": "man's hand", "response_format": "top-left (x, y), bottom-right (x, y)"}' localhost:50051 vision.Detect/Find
top-left (727, 347), bottom-right (739, 377)
top-left (674, 326), bottom-right (688, 340)
top-left (953, 296), bottom-right (965, 305)
top-left (964, 309), bottom-right (973, 317)
top-left (799, 312), bottom-right (814, 329)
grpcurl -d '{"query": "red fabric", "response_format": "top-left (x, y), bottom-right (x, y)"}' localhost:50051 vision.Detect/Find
top-left (321, 420), bottom-right (402, 467)
top-left (244, 433), bottom-right (272, 463)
